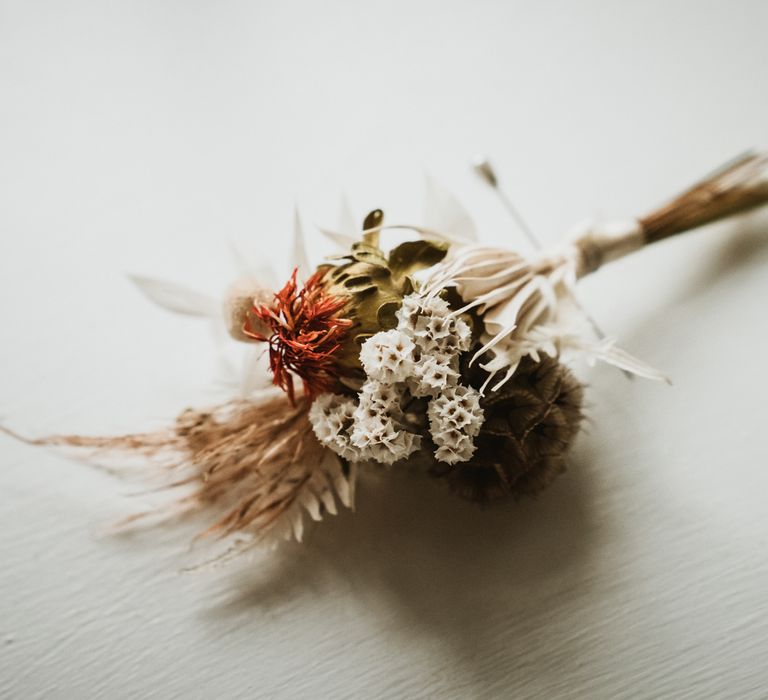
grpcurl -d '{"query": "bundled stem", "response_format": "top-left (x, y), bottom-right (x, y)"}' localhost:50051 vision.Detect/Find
top-left (574, 151), bottom-right (768, 277)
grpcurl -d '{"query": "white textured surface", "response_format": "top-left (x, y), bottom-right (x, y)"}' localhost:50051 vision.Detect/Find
top-left (2, 2), bottom-right (768, 698)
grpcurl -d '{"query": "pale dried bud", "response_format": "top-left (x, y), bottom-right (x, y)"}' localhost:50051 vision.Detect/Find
top-left (223, 277), bottom-right (273, 342)
top-left (472, 155), bottom-right (498, 188)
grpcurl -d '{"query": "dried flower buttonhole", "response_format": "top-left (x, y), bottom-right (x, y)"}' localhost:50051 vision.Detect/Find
top-left (5, 152), bottom-right (768, 560)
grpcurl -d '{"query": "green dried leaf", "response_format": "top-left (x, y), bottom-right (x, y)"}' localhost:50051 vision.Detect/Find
top-left (354, 332), bottom-right (373, 345)
top-left (376, 301), bottom-right (400, 330)
top-left (388, 240), bottom-right (449, 285)
top-left (351, 242), bottom-right (388, 267)
top-left (362, 209), bottom-right (384, 248)
top-left (322, 236), bottom-right (449, 376)
top-left (343, 275), bottom-right (375, 292)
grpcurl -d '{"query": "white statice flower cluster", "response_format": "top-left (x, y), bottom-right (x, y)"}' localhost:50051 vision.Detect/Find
top-left (309, 292), bottom-right (484, 466)
top-left (358, 329), bottom-right (414, 384)
top-left (308, 394), bottom-right (358, 461)
top-left (397, 294), bottom-right (472, 398)
top-left (427, 384), bottom-right (484, 464)
top-left (347, 379), bottom-right (421, 465)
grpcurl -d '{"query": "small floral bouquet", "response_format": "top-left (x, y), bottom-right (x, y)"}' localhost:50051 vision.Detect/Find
top-left (9, 152), bottom-right (768, 557)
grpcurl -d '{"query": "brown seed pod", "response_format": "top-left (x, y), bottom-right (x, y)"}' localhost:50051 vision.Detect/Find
top-left (431, 355), bottom-right (584, 502)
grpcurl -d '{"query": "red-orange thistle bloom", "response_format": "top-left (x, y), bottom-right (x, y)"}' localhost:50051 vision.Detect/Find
top-left (244, 269), bottom-right (352, 403)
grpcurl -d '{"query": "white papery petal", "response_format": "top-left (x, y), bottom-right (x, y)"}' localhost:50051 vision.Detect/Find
top-left (291, 206), bottom-right (311, 280)
top-left (291, 511), bottom-right (304, 542)
top-left (299, 490), bottom-right (322, 522)
top-left (338, 194), bottom-right (358, 237)
top-left (129, 275), bottom-right (220, 317)
top-left (318, 480), bottom-right (338, 516)
top-left (585, 340), bottom-right (670, 382)
top-left (423, 174), bottom-right (478, 242)
top-left (226, 240), bottom-right (279, 289)
top-left (319, 227), bottom-right (357, 250)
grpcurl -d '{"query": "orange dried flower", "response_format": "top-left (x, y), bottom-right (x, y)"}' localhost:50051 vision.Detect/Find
top-left (245, 269), bottom-right (352, 403)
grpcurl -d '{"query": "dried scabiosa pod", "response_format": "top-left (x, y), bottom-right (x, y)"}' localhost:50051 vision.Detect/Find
top-left (431, 356), bottom-right (584, 502)
top-left (5, 150), bottom-right (768, 560)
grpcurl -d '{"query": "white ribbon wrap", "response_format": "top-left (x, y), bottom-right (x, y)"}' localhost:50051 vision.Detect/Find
top-left (568, 219), bottom-right (645, 277)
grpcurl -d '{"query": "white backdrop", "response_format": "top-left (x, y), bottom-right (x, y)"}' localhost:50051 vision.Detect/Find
top-left (2, 1), bottom-right (768, 698)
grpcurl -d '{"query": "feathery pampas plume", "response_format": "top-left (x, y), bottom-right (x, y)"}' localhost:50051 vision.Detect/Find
top-left (4, 393), bottom-right (355, 551)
